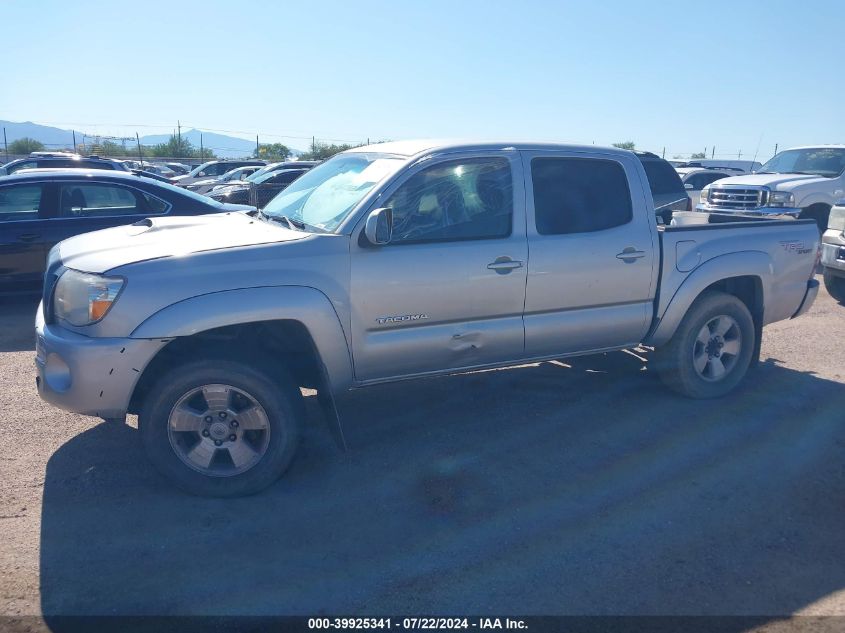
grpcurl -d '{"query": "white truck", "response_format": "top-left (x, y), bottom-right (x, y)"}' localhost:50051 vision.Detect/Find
top-left (35, 141), bottom-right (822, 496)
top-left (697, 146), bottom-right (845, 230)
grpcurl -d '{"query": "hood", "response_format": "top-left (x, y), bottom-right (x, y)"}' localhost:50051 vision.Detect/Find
top-left (710, 173), bottom-right (829, 190)
top-left (54, 211), bottom-right (306, 274)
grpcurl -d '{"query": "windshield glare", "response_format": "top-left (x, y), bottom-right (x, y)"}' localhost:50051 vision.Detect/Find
top-left (262, 153), bottom-right (405, 231)
top-left (759, 148), bottom-right (845, 177)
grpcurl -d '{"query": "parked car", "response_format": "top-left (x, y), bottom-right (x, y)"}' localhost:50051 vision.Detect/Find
top-left (185, 165), bottom-right (265, 194)
top-left (1, 153), bottom-right (129, 176)
top-left (634, 151), bottom-right (691, 223)
top-left (821, 202), bottom-right (845, 303)
top-left (698, 146), bottom-right (845, 231)
top-left (0, 169), bottom-right (253, 291)
top-left (675, 167), bottom-right (737, 207)
top-left (674, 159), bottom-right (761, 173)
top-left (208, 161), bottom-right (317, 207)
top-left (34, 141), bottom-right (821, 496)
top-left (171, 159), bottom-right (266, 187)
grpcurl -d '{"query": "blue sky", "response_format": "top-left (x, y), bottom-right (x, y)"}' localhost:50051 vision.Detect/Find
top-left (2, 0), bottom-right (843, 158)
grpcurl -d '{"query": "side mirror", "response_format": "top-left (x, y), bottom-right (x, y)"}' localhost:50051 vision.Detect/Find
top-left (364, 207), bottom-right (393, 245)
top-left (684, 183), bottom-right (694, 190)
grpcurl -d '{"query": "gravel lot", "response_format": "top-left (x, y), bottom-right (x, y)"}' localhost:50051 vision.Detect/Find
top-left (1, 282), bottom-right (844, 627)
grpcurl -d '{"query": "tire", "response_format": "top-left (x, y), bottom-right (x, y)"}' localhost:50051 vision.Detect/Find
top-left (654, 291), bottom-right (755, 399)
top-left (824, 269), bottom-right (845, 304)
top-left (139, 359), bottom-right (302, 497)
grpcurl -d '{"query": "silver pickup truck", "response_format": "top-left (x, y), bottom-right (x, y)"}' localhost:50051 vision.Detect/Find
top-left (35, 141), bottom-right (821, 496)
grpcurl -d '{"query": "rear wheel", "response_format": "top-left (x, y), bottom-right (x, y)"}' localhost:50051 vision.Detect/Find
top-left (139, 360), bottom-right (302, 497)
top-left (654, 291), bottom-right (755, 398)
top-left (824, 269), bottom-right (845, 304)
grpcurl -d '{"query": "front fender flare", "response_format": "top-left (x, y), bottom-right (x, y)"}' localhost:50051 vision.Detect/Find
top-left (646, 251), bottom-right (772, 347)
top-left (130, 285), bottom-right (354, 396)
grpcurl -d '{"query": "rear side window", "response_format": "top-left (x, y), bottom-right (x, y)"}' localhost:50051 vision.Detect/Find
top-left (531, 157), bottom-right (633, 235)
top-left (58, 183), bottom-right (168, 217)
top-left (641, 159), bottom-right (685, 195)
top-left (0, 184), bottom-right (44, 221)
top-left (7, 160), bottom-right (37, 174)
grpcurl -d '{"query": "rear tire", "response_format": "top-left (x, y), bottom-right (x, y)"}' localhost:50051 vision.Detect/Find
top-left (654, 291), bottom-right (755, 398)
top-left (139, 359), bottom-right (302, 497)
top-left (824, 269), bottom-right (845, 304)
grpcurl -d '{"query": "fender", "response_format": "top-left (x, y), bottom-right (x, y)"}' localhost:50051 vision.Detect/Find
top-left (645, 251), bottom-right (772, 347)
top-left (130, 285), bottom-right (355, 397)
top-left (796, 194), bottom-right (834, 210)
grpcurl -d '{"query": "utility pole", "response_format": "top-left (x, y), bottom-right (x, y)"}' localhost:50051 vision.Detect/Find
top-left (711, 146), bottom-right (715, 159)
top-left (200, 133), bottom-right (204, 160)
top-left (136, 132), bottom-right (143, 162)
top-left (312, 136), bottom-right (316, 157)
top-left (738, 150), bottom-right (742, 159)
top-left (703, 147), bottom-right (707, 158)
top-left (661, 147), bottom-right (665, 158)
top-left (774, 143), bottom-right (778, 156)
top-left (3, 127), bottom-right (7, 162)
top-left (72, 130), bottom-right (77, 152)
top-left (256, 135), bottom-right (260, 157)
top-left (177, 121), bottom-right (182, 159)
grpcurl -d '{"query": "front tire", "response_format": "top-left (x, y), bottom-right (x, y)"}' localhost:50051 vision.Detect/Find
top-left (824, 269), bottom-right (845, 304)
top-left (654, 291), bottom-right (755, 398)
top-left (139, 360), bottom-right (302, 497)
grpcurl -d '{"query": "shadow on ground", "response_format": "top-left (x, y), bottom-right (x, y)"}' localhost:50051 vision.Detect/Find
top-left (39, 351), bottom-right (845, 624)
top-left (0, 294), bottom-right (40, 353)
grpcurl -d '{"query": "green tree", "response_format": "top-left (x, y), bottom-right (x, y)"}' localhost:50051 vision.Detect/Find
top-left (254, 143), bottom-right (292, 161)
top-left (299, 141), bottom-right (360, 161)
top-left (612, 141), bottom-right (636, 150)
top-left (148, 134), bottom-right (197, 158)
top-left (9, 137), bottom-right (45, 154)
top-left (690, 152), bottom-right (706, 159)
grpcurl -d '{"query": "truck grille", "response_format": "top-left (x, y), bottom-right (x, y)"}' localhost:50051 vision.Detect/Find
top-left (708, 188), bottom-right (767, 210)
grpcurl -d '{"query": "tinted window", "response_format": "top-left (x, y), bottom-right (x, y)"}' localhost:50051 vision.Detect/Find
top-left (686, 172), bottom-right (728, 190)
top-left (385, 158), bottom-right (513, 244)
top-left (0, 184), bottom-right (44, 221)
top-left (58, 183), bottom-right (166, 217)
top-left (7, 160), bottom-right (37, 174)
top-left (532, 157), bottom-right (632, 235)
top-left (641, 159), bottom-right (685, 195)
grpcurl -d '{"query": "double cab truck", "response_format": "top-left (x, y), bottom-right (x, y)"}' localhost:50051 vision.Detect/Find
top-left (35, 141), bottom-right (821, 496)
top-left (697, 145), bottom-right (845, 231)
top-left (821, 202), bottom-right (845, 303)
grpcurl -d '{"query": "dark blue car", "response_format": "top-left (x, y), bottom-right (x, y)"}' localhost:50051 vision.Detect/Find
top-left (0, 169), bottom-right (254, 291)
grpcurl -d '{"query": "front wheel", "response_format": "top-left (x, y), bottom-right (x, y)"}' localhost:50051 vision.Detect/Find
top-left (139, 360), bottom-right (302, 497)
top-left (654, 291), bottom-right (755, 398)
top-left (824, 269), bottom-right (845, 304)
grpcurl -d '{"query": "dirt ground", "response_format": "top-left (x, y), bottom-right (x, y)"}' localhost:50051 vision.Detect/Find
top-left (1, 282), bottom-right (844, 629)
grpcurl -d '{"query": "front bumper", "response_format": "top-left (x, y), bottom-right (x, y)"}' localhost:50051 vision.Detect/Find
top-left (696, 204), bottom-right (802, 219)
top-left (791, 279), bottom-right (820, 319)
top-left (35, 305), bottom-right (167, 418)
top-left (821, 232), bottom-right (845, 274)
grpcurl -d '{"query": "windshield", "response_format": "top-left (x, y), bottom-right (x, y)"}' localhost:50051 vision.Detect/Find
top-left (262, 153), bottom-right (406, 231)
top-left (246, 163), bottom-right (280, 182)
top-left (759, 148), bottom-right (845, 177)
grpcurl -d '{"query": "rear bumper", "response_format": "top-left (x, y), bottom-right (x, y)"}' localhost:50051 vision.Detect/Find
top-left (35, 306), bottom-right (166, 418)
top-left (791, 279), bottom-right (820, 319)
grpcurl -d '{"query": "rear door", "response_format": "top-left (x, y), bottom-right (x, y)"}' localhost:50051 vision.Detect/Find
top-left (521, 150), bottom-right (657, 356)
top-left (40, 180), bottom-right (172, 251)
top-left (0, 182), bottom-right (51, 289)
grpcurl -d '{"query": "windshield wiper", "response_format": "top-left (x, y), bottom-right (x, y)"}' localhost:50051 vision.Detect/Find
top-left (259, 211), bottom-right (328, 233)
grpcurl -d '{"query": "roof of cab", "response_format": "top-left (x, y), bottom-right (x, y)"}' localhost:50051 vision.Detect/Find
top-left (346, 139), bottom-right (636, 159)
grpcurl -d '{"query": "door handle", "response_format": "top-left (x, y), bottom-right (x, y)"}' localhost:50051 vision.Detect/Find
top-left (616, 247), bottom-right (646, 263)
top-left (487, 257), bottom-right (523, 274)
top-left (17, 233), bottom-right (40, 243)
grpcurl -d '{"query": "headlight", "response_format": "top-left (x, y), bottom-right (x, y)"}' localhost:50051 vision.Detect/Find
top-left (768, 190), bottom-right (795, 207)
top-left (700, 186), bottom-right (710, 204)
top-left (53, 269), bottom-right (125, 326)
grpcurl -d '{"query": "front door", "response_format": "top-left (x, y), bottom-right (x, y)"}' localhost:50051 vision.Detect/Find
top-left (349, 152), bottom-right (528, 382)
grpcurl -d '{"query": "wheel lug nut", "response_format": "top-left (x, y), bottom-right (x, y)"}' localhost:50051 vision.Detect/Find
top-left (229, 434), bottom-right (237, 441)
top-left (214, 439), bottom-right (222, 446)
top-left (218, 412), bottom-right (227, 420)
top-left (204, 416), bottom-right (213, 423)
top-left (230, 420), bottom-right (239, 428)
top-left (202, 429), bottom-right (210, 437)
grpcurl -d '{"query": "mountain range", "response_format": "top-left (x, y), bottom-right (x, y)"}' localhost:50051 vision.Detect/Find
top-left (0, 120), bottom-right (303, 158)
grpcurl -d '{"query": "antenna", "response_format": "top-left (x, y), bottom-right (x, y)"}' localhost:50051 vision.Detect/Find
top-left (751, 132), bottom-right (763, 166)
